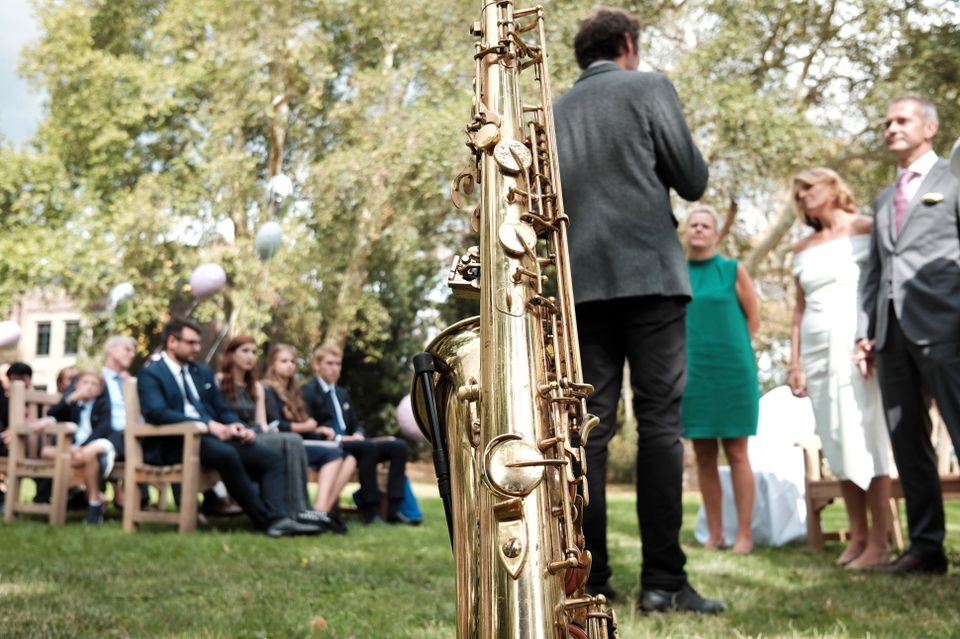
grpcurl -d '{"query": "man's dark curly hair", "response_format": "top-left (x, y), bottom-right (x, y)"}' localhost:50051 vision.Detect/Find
top-left (573, 7), bottom-right (641, 70)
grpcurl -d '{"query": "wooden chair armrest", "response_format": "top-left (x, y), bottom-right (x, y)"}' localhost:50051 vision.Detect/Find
top-left (44, 421), bottom-right (78, 436)
top-left (794, 434), bottom-right (822, 452)
top-left (794, 434), bottom-right (824, 481)
top-left (11, 420), bottom-right (77, 436)
top-left (128, 421), bottom-right (208, 437)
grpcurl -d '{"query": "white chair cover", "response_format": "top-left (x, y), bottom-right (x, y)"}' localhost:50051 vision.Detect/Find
top-left (693, 385), bottom-right (816, 546)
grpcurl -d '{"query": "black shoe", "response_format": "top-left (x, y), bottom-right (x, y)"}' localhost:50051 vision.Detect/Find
top-left (297, 510), bottom-right (348, 535)
top-left (873, 552), bottom-right (948, 575)
top-left (85, 503), bottom-right (105, 525)
top-left (266, 517), bottom-right (325, 537)
top-left (360, 506), bottom-right (384, 524)
top-left (584, 581), bottom-right (621, 602)
top-left (639, 584), bottom-right (725, 614)
top-left (387, 511), bottom-right (422, 526)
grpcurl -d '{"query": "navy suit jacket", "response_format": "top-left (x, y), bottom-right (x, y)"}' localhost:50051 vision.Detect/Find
top-left (137, 359), bottom-right (240, 427)
top-left (49, 383), bottom-right (112, 446)
top-left (300, 378), bottom-right (365, 438)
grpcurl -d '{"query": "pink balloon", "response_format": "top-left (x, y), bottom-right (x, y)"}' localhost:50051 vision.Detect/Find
top-left (396, 394), bottom-right (425, 445)
top-left (0, 321), bottom-right (22, 349)
top-left (189, 263), bottom-right (227, 298)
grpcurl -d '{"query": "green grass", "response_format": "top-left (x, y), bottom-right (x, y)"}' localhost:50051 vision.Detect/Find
top-left (1, 486), bottom-right (959, 638)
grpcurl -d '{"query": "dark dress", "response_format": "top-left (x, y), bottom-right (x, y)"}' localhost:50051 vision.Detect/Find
top-left (262, 384), bottom-right (344, 469)
top-left (223, 383), bottom-right (318, 516)
top-left (681, 254), bottom-right (759, 439)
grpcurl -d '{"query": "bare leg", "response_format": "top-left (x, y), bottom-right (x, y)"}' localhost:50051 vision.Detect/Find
top-left (692, 438), bottom-right (726, 549)
top-left (836, 480), bottom-right (868, 565)
top-left (847, 476), bottom-right (892, 569)
top-left (722, 437), bottom-right (754, 554)
top-left (316, 455), bottom-right (358, 512)
top-left (76, 443), bottom-right (107, 503)
top-left (313, 460), bottom-right (343, 512)
top-left (328, 454), bottom-right (358, 511)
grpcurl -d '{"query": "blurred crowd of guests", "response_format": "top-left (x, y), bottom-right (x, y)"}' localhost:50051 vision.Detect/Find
top-left (0, 318), bottom-right (422, 537)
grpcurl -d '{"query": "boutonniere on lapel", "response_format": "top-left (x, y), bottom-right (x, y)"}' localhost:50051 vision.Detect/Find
top-left (203, 382), bottom-right (212, 390)
top-left (342, 403), bottom-right (350, 411)
top-left (921, 192), bottom-right (944, 205)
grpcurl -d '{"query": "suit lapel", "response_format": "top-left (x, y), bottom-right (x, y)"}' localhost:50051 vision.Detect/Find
top-left (155, 361), bottom-right (182, 403)
top-left (897, 160), bottom-right (948, 241)
top-left (877, 184), bottom-right (896, 248)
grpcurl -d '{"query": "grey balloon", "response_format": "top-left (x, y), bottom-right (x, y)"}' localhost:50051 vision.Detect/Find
top-left (255, 221), bottom-right (283, 260)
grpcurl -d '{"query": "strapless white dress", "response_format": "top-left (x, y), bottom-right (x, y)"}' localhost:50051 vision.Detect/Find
top-left (792, 235), bottom-right (891, 489)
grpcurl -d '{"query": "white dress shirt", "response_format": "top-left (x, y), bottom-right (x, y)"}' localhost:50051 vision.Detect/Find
top-left (161, 353), bottom-right (202, 420)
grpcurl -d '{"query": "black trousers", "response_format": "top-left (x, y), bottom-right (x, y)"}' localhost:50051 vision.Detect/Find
top-left (577, 295), bottom-right (688, 591)
top-left (342, 438), bottom-right (407, 510)
top-left (876, 303), bottom-right (960, 560)
top-left (145, 435), bottom-right (288, 529)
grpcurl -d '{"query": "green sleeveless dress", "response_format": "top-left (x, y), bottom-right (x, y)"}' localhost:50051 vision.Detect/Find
top-left (682, 254), bottom-right (759, 439)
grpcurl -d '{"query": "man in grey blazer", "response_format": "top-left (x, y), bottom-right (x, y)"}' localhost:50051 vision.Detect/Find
top-left (857, 95), bottom-right (960, 574)
top-left (554, 8), bottom-right (722, 613)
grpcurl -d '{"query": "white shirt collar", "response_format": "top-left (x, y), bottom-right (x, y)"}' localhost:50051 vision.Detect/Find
top-left (161, 352), bottom-right (184, 376)
top-left (901, 149), bottom-right (938, 178)
top-left (317, 376), bottom-right (334, 393)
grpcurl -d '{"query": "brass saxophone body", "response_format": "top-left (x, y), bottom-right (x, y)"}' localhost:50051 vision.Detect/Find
top-left (411, 2), bottom-right (617, 637)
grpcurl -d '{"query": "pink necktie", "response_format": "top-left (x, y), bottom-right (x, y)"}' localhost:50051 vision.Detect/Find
top-left (894, 170), bottom-right (917, 235)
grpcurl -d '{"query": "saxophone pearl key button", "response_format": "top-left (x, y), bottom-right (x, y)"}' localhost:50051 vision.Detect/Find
top-left (493, 139), bottom-right (532, 174)
top-left (502, 538), bottom-right (523, 558)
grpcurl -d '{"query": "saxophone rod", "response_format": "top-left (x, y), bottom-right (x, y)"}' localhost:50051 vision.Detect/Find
top-left (412, 352), bottom-right (455, 547)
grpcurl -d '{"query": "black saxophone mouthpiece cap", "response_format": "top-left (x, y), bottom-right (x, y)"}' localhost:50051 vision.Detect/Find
top-left (413, 352), bottom-right (436, 375)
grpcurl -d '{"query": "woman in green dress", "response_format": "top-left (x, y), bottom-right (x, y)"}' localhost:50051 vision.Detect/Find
top-left (682, 206), bottom-right (760, 553)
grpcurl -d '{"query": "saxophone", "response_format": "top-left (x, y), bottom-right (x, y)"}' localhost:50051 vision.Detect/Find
top-left (411, 2), bottom-right (618, 637)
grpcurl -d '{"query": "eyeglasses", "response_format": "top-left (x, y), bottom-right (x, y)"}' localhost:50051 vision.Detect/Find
top-left (176, 336), bottom-right (202, 346)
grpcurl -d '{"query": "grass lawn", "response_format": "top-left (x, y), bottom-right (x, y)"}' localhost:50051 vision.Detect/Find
top-left (1, 484), bottom-right (959, 638)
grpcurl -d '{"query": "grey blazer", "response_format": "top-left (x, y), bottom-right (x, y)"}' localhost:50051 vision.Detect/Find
top-left (553, 62), bottom-right (708, 304)
top-left (859, 157), bottom-right (960, 349)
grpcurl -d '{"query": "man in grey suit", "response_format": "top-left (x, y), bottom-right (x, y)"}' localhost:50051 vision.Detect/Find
top-left (554, 8), bottom-right (722, 613)
top-left (857, 95), bottom-right (960, 574)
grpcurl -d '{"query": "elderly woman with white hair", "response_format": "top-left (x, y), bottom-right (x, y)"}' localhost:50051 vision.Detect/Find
top-left (682, 206), bottom-right (761, 553)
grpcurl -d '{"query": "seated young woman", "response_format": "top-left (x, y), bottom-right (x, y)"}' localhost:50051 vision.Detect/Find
top-left (262, 343), bottom-right (356, 529)
top-left (218, 336), bottom-right (347, 534)
top-left (47, 370), bottom-right (121, 524)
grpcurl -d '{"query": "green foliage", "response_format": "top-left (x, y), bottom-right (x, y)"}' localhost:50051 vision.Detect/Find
top-left (4, 0), bottom-right (959, 416)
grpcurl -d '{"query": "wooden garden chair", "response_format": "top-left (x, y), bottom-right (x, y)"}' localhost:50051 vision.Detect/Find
top-left (121, 377), bottom-right (219, 533)
top-left (3, 381), bottom-right (76, 525)
top-left (799, 405), bottom-right (959, 550)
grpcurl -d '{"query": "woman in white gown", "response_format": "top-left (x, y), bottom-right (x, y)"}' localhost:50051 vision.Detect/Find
top-left (789, 167), bottom-right (893, 569)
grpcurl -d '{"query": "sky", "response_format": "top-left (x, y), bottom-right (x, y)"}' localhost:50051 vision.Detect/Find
top-left (0, 0), bottom-right (44, 146)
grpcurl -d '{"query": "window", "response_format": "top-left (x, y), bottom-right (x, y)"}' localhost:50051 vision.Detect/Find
top-left (36, 322), bottom-right (51, 356)
top-left (64, 321), bottom-right (80, 355)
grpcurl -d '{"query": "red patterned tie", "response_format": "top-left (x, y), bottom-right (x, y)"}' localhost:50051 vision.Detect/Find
top-left (894, 170), bottom-right (917, 235)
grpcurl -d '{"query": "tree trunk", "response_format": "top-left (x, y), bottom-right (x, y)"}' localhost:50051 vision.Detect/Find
top-left (744, 188), bottom-right (796, 276)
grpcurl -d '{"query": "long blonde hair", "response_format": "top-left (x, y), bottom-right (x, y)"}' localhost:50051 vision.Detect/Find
top-left (792, 167), bottom-right (857, 230)
top-left (263, 343), bottom-right (308, 422)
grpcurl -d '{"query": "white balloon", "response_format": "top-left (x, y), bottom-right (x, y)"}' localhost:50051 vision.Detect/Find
top-left (0, 320), bottom-right (22, 349)
top-left (255, 221), bottom-right (283, 260)
top-left (396, 394), bottom-right (426, 445)
top-left (189, 263), bottom-right (227, 298)
top-left (266, 173), bottom-right (293, 202)
top-left (108, 282), bottom-right (135, 310)
top-left (950, 137), bottom-right (960, 179)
